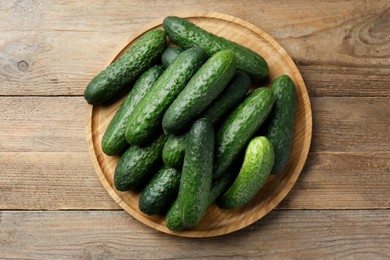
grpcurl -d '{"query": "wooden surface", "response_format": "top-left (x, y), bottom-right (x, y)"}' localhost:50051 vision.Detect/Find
top-left (86, 12), bottom-right (312, 237)
top-left (0, 0), bottom-right (389, 257)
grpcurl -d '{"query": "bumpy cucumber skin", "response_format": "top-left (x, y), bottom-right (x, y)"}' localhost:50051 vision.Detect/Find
top-left (125, 47), bottom-right (207, 146)
top-left (162, 50), bottom-right (236, 134)
top-left (102, 65), bottom-right (164, 156)
top-left (218, 137), bottom-right (274, 209)
top-left (161, 47), bottom-right (183, 67)
top-left (214, 88), bottom-right (275, 179)
top-left (265, 75), bottom-right (296, 174)
top-left (139, 166), bottom-right (181, 215)
top-left (114, 135), bottom-right (167, 191)
top-left (84, 30), bottom-right (166, 104)
top-left (163, 72), bottom-right (250, 170)
top-left (162, 134), bottom-right (187, 169)
top-left (202, 71), bottom-right (250, 125)
top-left (166, 157), bottom-right (240, 231)
top-left (178, 119), bottom-right (214, 227)
top-left (163, 16), bottom-right (268, 80)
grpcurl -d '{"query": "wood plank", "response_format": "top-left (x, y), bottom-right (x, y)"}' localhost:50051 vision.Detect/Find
top-left (0, 152), bottom-right (119, 210)
top-left (279, 152), bottom-right (390, 209)
top-left (0, 151), bottom-right (388, 210)
top-left (1, 97), bottom-right (388, 153)
top-left (0, 0), bottom-right (388, 96)
top-left (310, 97), bottom-right (389, 152)
top-left (0, 210), bottom-right (389, 259)
top-left (0, 97), bottom-right (86, 152)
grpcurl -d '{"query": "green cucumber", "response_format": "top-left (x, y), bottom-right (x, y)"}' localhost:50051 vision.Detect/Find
top-left (214, 88), bottom-right (275, 179)
top-left (166, 156), bottom-right (241, 230)
top-left (139, 166), bottom-right (181, 215)
top-left (162, 50), bottom-right (236, 134)
top-left (125, 47), bottom-right (207, 145)
top-left (218, 136), bottom-right (274, 209)
top-left (163, 16), bottom-right (268, 80)
top-left (114, 134), bottom-right (167, 191)
top-left (162, 133), bottom-right (187, 169)
top-left (84, 30), bottom-right (166, 104)
top-left (102, 65), bottom-right (164, 155)
top-left (178, 119), bottom-right (214, 227)
top-left (264, 75), bottom-right (296, 174)
top-left (162, 72), bottom-right (250, 169)
top-left (161, 47), bottom-right (183, 67)
top-left (202, 71), bottom-right (250, 125)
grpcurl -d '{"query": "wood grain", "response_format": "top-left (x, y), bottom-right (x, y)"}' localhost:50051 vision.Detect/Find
top-left (86, 12), bottom-right (312, 237)
top-left (0, 210), bottom-right (389, 259)
top-left (0, 152), bottom-right (119, 210)
top-left (0, 0), bottom-right (388, 96)
top-left (1, 151), bottom-right (388, 210)
top-left (0, 96), bottom-right (387, 153)
top-left (0, 0), bottom-right (389, 254)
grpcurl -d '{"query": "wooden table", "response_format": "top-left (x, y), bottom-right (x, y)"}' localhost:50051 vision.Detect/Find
top-left (1, 0), bottom-right (389, 258)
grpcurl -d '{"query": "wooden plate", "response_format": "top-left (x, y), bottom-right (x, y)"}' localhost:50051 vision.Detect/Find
top-left (86, 12), bottom-right (312, 237)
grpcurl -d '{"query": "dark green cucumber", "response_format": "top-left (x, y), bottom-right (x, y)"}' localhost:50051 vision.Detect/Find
top-left (166, 157), bottom-right (241, 231)
top-left (214, 88), bottom-right (275, 179)
top-left (201, 71), bottom-right (250, 125)
top-left (162, 133), bottom-right (187, 169)
top-left (114, 134), bottom-right (167, 191)
top-left (163, 16), bottom-right (268, 80)
top-left (162, 50), bottom-right (236, 134)
top-left (177, 119), bottom-right (214, 227)
top-left (218, 136), bottom-right (274, 209)
top-left (264, 75), bottom-right (296, 174)
top-left (84, 30), bottom-right (166, 104)
top-left (125, 47), bottom-right (207, 145)
top-left (161, 47), bottom-right (183, 67)
top-left (162, 72), bottom-right (250, 169)
top-left (139, 166), bottom-right (181, 215)
top-left (102, 65), bottom-right (164, 155)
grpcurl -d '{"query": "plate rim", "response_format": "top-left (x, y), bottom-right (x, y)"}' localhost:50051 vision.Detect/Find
top-left (85, 11), bottom-right (313, 237)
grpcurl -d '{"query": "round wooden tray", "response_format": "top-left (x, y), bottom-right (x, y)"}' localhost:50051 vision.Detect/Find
top-left (86, 12), bottom-right (312, 237)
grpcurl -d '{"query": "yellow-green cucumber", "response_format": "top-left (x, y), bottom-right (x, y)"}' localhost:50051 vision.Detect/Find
top-left (213, 88), bottom-right (275, 179)
top-left (218, 136), bottom-right (274, 209)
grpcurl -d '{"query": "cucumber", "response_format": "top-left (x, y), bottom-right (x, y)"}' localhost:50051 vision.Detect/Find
top-left (84, 30), bottom-right (166, 105)
top-left (139, 166), bottom-right (181, 215)
top-left (161, 47), bottom-right (183, 67)
top-left (163, 16), bottom-right (268, 81)
top-left (218, 136), bottom-right (274, 209)
top-left (162, 50), bottom-right (236, 134)
top-left (114, 134), bottom-right (167, 191)
top-left (214, 88), bottom-right (275, 179)
top-left (201, 71), bottom-right (250, 125)
top-left (125, 47), bottom-right (207, 145)
top-left (162, 133), bottom-right (187, 169)
top-left (177, 119), bottom-right (214, 227)
top-left (264, 75), bottom-right (296, 174)
top-left (166, 156), bottom-right (241, 230)
top-left (102, 65), bottom-right (164, 155)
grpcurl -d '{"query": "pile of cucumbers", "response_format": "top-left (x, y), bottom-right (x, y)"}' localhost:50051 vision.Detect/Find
top-left (84, 16), bottom-right (296, 231)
